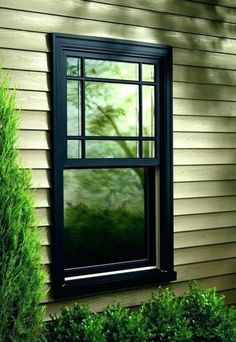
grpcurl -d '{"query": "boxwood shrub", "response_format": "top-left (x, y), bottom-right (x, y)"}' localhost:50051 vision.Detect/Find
top-left (45, 282), bottom-right (236, 342)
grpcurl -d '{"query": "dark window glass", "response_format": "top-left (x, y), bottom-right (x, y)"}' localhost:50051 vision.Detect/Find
top-left (64, 168), bottom-right (146, 269)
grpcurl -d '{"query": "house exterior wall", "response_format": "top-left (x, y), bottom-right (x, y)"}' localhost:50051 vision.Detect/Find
top-left (0, 0), bottom-right (236, 319)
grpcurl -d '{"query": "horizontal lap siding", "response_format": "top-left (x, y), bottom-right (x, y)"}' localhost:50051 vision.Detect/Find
top-left (0, 0), bottom-right (236, 315)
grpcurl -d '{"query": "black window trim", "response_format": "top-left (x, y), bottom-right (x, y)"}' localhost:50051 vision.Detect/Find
top-left (51, 33), bottom-right (176, 298)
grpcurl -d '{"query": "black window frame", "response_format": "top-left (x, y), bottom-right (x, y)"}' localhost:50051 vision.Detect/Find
top-left (52, 33), bottom-right (176, 298)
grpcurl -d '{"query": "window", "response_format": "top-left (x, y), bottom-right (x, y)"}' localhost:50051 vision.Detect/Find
top-left (52, 34), bottom-right (176, 298)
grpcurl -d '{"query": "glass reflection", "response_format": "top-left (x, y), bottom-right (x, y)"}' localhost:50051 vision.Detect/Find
top-left (67, 57), bottom-right (80, 76)
top-left (85, 59), bottom-right (138, 80)
top-left (67, 140), bottom-right (81, 159)
top-left (142, 64), bottom-right (155, 82)
top-left (85, 82), bottom-right (139, 137)
top-left (67, 80), bottom-right (81, 136)
top-left (86, 140), bottom-right (139, 158)
top-left (64, 168), bottom-right (146, 268)
top-left (143, 86), bottom-right (155, 137)
top-left (143, 141), bottom-right (155, 158)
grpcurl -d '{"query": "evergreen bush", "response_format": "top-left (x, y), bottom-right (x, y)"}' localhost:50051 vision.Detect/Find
top-left (141, 288), bottom-right (192, 341)
top-left (44, 304), bottom-right (99, 342)
top-left (99, 303), bottom-right (149, 342)
top-left (181, 281), bottom-right (236, 342)
top-left (45, 283), bottom-right (236, 342)
top-left (0, 69), bottom-right (45, 341)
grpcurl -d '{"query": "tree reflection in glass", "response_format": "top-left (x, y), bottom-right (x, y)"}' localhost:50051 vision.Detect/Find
top-left (85, 82), bottom-right (139, 137)
top-left (66, 58), bottom-right (156, 158)
top-left (64, 168), bottom-right (146, 269)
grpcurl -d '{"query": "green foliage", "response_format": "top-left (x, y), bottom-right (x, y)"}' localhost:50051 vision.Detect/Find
top-left (142, 288), bottom-right (192, 341)
top-left (64, 203), bottom-right (145, 268)
top-left (181, 281), bottom-right (236, 342)
top-left (44, 304), bottom-right (102, 342)
top-left (45, 303), bottom-right (149, 342)
top-left (99, 303), bottom-right (149, 342)
top-left (0, 69), bottom-right (45, 341)
top-left (44, 283), bottom-right (236, 342)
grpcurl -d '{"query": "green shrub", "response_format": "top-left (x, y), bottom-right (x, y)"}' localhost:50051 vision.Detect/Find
top-left (142, 288), bottom-right (192, 341)
top-left (44, 283), bottom-right (236, 342)
top-left (45, 304), bottom-right (102, 342)
top-left (181, 281), bottom-right (236, 342)
top-left (99, 303), bottom-right (149, 342)
top-left (0, 69), bottom-right (45, 341)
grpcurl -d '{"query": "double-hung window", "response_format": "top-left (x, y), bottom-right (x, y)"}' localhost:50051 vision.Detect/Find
top-left (52, 34), bottom-right (175, 297)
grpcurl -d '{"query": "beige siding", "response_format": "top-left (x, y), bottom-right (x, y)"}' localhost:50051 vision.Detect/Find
top-left (0, 0), bottom-right (236, 315)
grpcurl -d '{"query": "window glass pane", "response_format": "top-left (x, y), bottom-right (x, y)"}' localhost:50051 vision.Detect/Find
top-left (85, 59), bottom-right (138, 80)
top-left (67, 140), bottom-right (81, 158)
top-left (143, 141), bottom-right (155, 158)
top-left (142, 64), bottom-right (155, 82)
top-left (67, 80), bottom-right (81, 136)
top-left (64, 168), bottom-right (146, 268)
top-left (85, 82), bottom-right (139, 136)
top-left (86, 140), bottom-right (139, 158)
top-left (67, 57), bottom-right (80, 76)
top-left (143, 86), bottom-right (155, 137)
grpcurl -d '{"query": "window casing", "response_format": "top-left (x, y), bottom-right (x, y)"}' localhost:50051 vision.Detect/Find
top-left (52, 34), bottom-right (175, 298)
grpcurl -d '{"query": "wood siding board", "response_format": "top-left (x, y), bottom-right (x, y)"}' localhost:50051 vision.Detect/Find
top-left (174, 132), bottom-right (236, 149)
top-left (0, 49), bottom-right (49, 72)
top-left (72, 0), bottom-right (236, 23)
top-left (222, 288), bottom-right (236, 305)
top-left (173, 99), bottom-right (236, 116)
top-left (0, 11), bottom-right (236, 55)
top-left (174, 116), bottom-right (236, 133)
top-left (19, 150), bottom-right (50, 169)
top-left (173, 65), bottom-right (236, 86)
top-left (174, 48), bottom-right (236, 71)
top-left (31, 169), bottom-right (50, 189)
top-left (34, 189), bottom-right (50, 208)
top-left (20, 111), bottom-right (50, 130)
top-left (174, 82), bottom-right (236, 102)
top-left (18, 130), bottom-right (50, 149)
top-left (2, 69), bottom-right (50, 92)
top-left (0, 2), bottom-right (235, 39)
top-left (174, 149), bottom-right (236, 166)
top-left (36, 208), bottom-right (51, 227)
top-left (174, 165), bottom-right (236, 182)
top-left (176, 258), bottom-right (236, 281)
top-left (174, 212), bottom-right (236, 232)
top-left (190, 0), bottom-right (236, 9)
top-left (16, 91), bottom-right (50, 111)
top-left (0, 28), bottom-right (48, 52)
top-left (174, 196), bottom-right (236, 216)
top-left (174, 181), bottom-right (236, 199)
top-left (38, 226), bottom-right (50, 246)
top-left (174, 227), bottom-right (236, 248)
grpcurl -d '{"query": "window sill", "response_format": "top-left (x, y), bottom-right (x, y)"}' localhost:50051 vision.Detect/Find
top-left (53, 268), bottom-right (177, 299)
